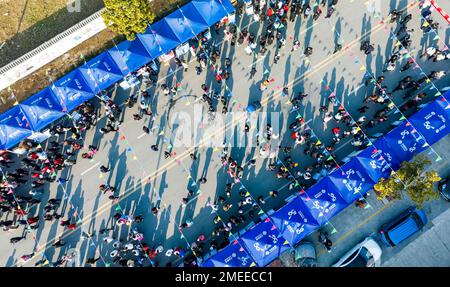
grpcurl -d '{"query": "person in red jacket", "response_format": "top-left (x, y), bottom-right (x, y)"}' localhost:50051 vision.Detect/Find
top-left (67, 223), bottom-right (77, 230)
top-left (332, 127), bottom-right (341, 137)
top-left (27, 216), bottom-right (39, 225)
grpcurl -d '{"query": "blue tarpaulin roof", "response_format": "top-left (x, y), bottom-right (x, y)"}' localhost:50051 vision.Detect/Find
top-left (238, 218), bottom-right (290, 267)
top-left (372, 137), bottom-right (403, 170)
top-left (381, 121), bottom-right (427, 164)
top-left (179, 2), bottom-right (211, 27)
top-left (151, 19), bottom-right (184, 45)
top-left (190, 0), bottom-right (234, 26)
top-left (108, 39), bottom-right (153, 75)
top-left (50, 69), bottom-right (96, 112)
top-left (164, 10), bottom-right (208, 42)
top-left (79, 52), bottom-right (127, 92)
top-left (137, 28), bottom-right (181, 58)
top-left (0, 106), bottom-right (33, 149)
top-left (297, 177), bottom-right (348, 225)
top-left (353, 146), bottom-right (393, 182)
top-left (19, 88), bottom-right (67, 131)
top-left (408, 96), bottom-right (450, 145)
top-left (328, 162), bottom-right (375, 204)
top-left (270, 196), bottom-right (320, 246)
top-left (202, 240), bottom-right (256, 267)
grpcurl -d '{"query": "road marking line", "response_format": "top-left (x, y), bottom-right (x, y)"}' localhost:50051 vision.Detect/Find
top-left (316, 200), bottom-right (394, 258)
top-left (80, 162), bottom-right (100, 176)
top-left (137, 133), bottom-right (147, 139)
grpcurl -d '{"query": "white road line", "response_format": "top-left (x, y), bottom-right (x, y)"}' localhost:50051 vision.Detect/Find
top-left (80, 162), bottom-right (100, 176)
top-left (347, 83), bottom-right (366, 96)
top-left (137, 133), bottom-right (147, 139)
top-left (301, 118), bottom-right (313, 128)
top-left (293, 118), bottom-right (313, 131)
top-left (333, 137), bottom-right (354, 153)
top-left (248, 55), bottom-right (267, 68)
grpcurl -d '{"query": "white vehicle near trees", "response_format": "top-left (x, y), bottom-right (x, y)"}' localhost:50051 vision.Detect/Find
top-left (332, 237), bottom-right (382, 267)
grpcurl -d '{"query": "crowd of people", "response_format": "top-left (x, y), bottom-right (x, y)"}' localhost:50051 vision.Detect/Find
top-left (0, 0), bottom-right (448, 267)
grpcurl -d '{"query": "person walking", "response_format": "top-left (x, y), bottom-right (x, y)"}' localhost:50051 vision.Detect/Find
top-left (318, 230), bottom-right (333, 252)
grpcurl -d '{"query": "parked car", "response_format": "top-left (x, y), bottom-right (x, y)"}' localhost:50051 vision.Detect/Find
top-left (379, 207), bottom-right (428, 247)
top-left (294, 241), bottom-right (318, 267)
top-left (438, 177), bottom-right (450, 201)
top-left (332, 237), bottom-right (382, 267)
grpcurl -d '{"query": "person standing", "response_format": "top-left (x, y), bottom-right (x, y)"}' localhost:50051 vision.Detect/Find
top-left (318, 230), bottom-right (333, 252)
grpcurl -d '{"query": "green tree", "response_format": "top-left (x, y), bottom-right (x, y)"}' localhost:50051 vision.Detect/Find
top-left (374, 155), bottom-right (441, 207)
top-left (102, 0), bottom-right (155, 41)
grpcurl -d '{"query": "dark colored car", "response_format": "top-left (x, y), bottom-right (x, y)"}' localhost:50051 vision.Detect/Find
top-left (379, 207), bottom-right (427, 247)
top-left (438, 177), bottom-right (450, 201)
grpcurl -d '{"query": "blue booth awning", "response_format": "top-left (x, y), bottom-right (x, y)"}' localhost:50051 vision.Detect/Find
top-left (78, 52), bottom-right (127, 92)
top-left (202, 240), bottom-right (256, 267)
top-left (0, 106), bottom-right (33, 149)
top-left (380, 121), bottom-right (428, 165)
top-left (408, 96), bottom-right (450, 145)
top-left (108, 39), bottom-right (153, 75)
top-left (328, 161), bottom-right (375, 204)
top-left (164, 9), bottom-right (209, 42)
top-left (51, 69), bottom-right (96, 112)
top-left (19, 88), bottom-right (67, 131)
top-left (137, 29), bottom-right (181, 58)
top-left (238, 218), bottom-right (290, 267)
top-left (297, 177), bottom-right (348, 225)
top-left (190, 0), bottom-right (234, 26)
top-left (353, 146), bottom-right (393, 183)
top-left (270, 196), bottom-right (321, 246)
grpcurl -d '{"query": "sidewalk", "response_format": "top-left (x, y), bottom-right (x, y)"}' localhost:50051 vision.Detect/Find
top-left (381, 207), bottom-right (450, 267)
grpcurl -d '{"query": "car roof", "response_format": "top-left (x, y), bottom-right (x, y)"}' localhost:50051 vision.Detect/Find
top-left (388, 216), bottom-right (420, 245)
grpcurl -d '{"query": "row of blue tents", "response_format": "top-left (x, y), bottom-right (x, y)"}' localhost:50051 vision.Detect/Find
top-left (0, 0), bottom-right (235, 149)
top-left (202, 92), bottom-right (450, 267)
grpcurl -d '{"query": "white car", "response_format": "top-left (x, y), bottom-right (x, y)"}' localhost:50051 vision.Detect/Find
top-left (332, 237), bottom-right (382, 267)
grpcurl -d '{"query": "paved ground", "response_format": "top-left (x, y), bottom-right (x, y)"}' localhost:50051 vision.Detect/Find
top-left (1, 0), bottom-right (449, 267)
top-left (382, 206), bottom-right (450, 267)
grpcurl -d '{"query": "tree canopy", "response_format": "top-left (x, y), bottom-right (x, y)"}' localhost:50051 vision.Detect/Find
top-left (102, 0), bottom-right (156, 41)
top-left (374, 155), bottom-right (441, 207)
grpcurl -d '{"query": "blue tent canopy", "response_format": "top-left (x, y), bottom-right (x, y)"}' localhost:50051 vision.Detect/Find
top-left (372, 137), bottom-right (403, 170)
top-left (151, 19), bottom-right (184, 46)
top-left (328, 162), bottom-right (375, 204)
top-left (79, 52), bottom-right (126, 92)
top-left (19, 88), bottom-right (67, 131)
top-left (0, 106), bottom-right (33, 149)
top-left (408, 96), bottom-right (450, 145)
top-left (164, 9), bottom-right (209, 42)
top-left (108, 39), bottom-right (152, 75)
top-left (297, 178), bottom-right (348, 225)
top-left (238, 218), bottom-right (290, 267)
top-left (51, 69), bottom-right (96, 112)
top-left (270, 196), bottom-right (320, 246)
top-left (353, 146), bottom-right (393, 182)
top-left (381, 121), bottom-right (427, 164)
top-left (202, 240), bottom-right (256, 267)
top-left (179, 3), bottom-right (211, 27)
top-left (137, 30), bottom-right (178, 58)
top-left (190, 0), bottom-right (233, 26)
